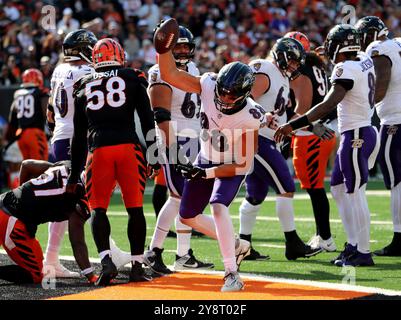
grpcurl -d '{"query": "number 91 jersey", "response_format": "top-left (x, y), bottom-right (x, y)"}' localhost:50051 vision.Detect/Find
top-left (249, 59), bottom-right (290, 140)
top-left (198, 73), bottom-right (264, 164)
top-left (148, 62), bottom-right (201, 137)
top-left (49, 63), bottom-right (94, 143)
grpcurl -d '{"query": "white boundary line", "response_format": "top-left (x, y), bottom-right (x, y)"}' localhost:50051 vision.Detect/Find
top-left (1, 251), bottom-right (400, 297)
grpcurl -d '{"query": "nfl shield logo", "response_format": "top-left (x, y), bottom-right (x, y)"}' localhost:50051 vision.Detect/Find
top-left (336, 67), bottom-right (343, 77)
top-left (253, 63), bottom-right (261, 71)
top-left (151, 73), bottom-right (157, 82)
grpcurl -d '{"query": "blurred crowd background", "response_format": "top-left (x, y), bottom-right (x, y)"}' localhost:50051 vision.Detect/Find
top-left (1, 0), bottom-right (401, 89)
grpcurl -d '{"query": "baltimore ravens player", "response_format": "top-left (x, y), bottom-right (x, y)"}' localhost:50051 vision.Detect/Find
top-left (156, 25), bottom-right (269, 290)
top-left (144, 26), bottom-right (214, 274)
top-left (356, 16), bottom-right (401, 256)
top-left (239, 37), bottom-right (322, 261)
top-left (0, 160), bottom-right (96, 284)
top-left (275, 24), bottom-right (379, 267)
top-left (286, 31), bottom-right (337, 252)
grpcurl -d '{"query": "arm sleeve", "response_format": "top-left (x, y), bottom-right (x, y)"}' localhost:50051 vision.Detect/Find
top-left (69, 88), bottom-right (88, 183)
top-left (136, 80), bottom-right (156, 150)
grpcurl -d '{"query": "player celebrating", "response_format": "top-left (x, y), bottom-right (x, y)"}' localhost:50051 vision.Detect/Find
top-left (45, 29), bottom-right (98, 278)
top-left (67, 38), bottom-right (158, 285)
top-left (6, 68), bottom-right (48, 161)
top-left (239, 37), bottom-right (322, 261)
top-left (286, 31), bottom-right (337, 252)
top-left (275, 24), bottom-right (379, 267)
top-left (0, 160), bottom-right (96, 284)
top-left (355, 16), bottom-right (401, 256)
top-left (144, 26), bottom-right (214, 274)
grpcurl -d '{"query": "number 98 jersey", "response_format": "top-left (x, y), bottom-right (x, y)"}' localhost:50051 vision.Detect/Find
top-left (148, 62), bottom-right (201, 137)
top-left (49, 63), bottom-right (94, 143)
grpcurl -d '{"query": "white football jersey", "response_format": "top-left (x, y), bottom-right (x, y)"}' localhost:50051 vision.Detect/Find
top-left (330, 52), bottom-right (375, 133)
top-left (366, 38), bottom-right (401, 125)
top-left (49, 63), bottom-right (94, 143)
top-left (249, 59), bottom-right (290, 140)
top-left (148, 61), bottom-right (201, 138)
top-left (198, 73), bottom-right (264, 164)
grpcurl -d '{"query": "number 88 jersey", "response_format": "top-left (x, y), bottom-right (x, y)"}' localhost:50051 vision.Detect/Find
top-left (148, 62), bottom-right (201, 137)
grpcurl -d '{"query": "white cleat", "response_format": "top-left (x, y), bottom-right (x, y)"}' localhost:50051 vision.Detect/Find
top-left (221, 271), bottom-right (244, 292)
top-left (307, 235), bottom-right (321, 249)
top-left (308, 235), bottom-right (337, 252)
top-left (43, 262), bottom-right (80, 278)
top-left (109, 238), bottom-right (132, 270)
top-left (234, 236), bottom-right (251, 268)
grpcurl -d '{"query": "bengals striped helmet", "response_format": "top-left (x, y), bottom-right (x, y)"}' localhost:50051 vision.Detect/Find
top-left (285, 31), bottom-right (310, 52)
top-left (92, 38), bottom-right (125, 69)
top-left (21, 68), bottom-right (44, 88)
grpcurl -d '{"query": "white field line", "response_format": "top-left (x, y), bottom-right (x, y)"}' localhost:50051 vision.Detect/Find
top-left (110, 211), bottom-right (393, 226)
top-left (1, 250), bottom-right (397, 297)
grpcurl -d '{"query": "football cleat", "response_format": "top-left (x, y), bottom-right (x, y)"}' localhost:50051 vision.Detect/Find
top-left (109, 238), bottom-right (131, 270)
top-left (143, 247), bottom-right (173, 275)
top-left (174, 249), bottom-right (214, 271)
top-left (43, 262), bottom-right (80, 278)
top-left (243, 247), bottom-right (270, 261)
top-left (129, 261), bottom-right (153, 282)
top-left (285, 239), bottom-right (323, 260)
top-left (95, 255), bottom-right (118, 286)
top-left (167, 230), bottom-right (177, 238)
top-left (330, 243), bottom-right (357, 264)
top-left (221, 271), bottom-right (244, 292)
top-left (308, 235), bottom-right (337, 252)
top-left (235, 235), bottom-right (251, 268)
top-left (336, 251), bottom-right (375, 267)
top-left (373, 235), bottom-right (401, 256)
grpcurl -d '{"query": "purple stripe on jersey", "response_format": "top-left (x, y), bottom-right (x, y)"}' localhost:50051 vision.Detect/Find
top-left (245, 136), bottom-right (295, 201)
top-left (331, 126), bottom-right (378, 193)
top-left (378, 124), bottom-right (401, 189)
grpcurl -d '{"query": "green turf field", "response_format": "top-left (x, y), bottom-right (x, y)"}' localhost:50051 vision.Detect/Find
top-left (35, 179), bottom-right (401, 291)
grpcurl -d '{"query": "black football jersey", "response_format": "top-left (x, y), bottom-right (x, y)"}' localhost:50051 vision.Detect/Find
top-left (73, 67), bottom-right (155, 151)
top-left (1, 161), bottom-right (89, 226)
top-left (9, 86), bottom-right (46, 130)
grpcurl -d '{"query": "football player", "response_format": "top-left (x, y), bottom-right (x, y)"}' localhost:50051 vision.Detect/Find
top-left (157, 25), bottom-right (269, 289)
top-left (275, 24), bottom-right (379, 267)
top-left (356, 16), bottom-right (401, 256)
top-left (239, 37), bottom-right (322, 261)
top-left (0, 160), bottom-right (96, 284)
top-left (44, 29), bottom-right (98, 278)
top-left (67, 38), bottom-right (158, 285)
top-left (286, 31), bottom-right (337, 252)
top-left (144, 26), bottom-right (214, 274)
top-left (6, 68), bottom-right (48, 161)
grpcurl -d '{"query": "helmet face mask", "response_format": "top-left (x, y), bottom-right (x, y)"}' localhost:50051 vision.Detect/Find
top-left (173, 26), bottom-right (195, 67)
top-left (355, 16), bottom-right (389, 50)
top-left (63, 29), bottom-right (98, 63)
top-left (324, 24), bottom-right (361, 65)
top-left (272, 37), bottom-right (306, 80)
top-left (214, 62), bottom-right (255, 114)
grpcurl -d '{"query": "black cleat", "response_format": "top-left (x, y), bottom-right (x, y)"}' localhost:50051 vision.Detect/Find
top-left (129, 261), bottom-right (153, 282)
top-left (143, 247), bottom-right (173, 275)
top-left (167, 230), bottom-right (177, 238)
top-left (330, 242), bottom-right (357, 264)
top-left (373, 244), bottom-right (401, 257)
top-left (285, 240), bottom-right (323, 261)
top-left (244, 247), bottom-right (270, 261)
top-left (95, 255), bottom-right (118, 286)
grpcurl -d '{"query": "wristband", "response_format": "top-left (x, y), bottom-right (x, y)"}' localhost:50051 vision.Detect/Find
top-left (205, 167), bottom-right (216, 179)
top-left (81, 267), bottom-right (94, 276)
top-left (289, 115), bottom-right (311, 131)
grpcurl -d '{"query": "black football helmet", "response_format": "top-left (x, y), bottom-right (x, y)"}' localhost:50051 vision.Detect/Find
top-left (214, 62), bottom-right (255, 114)
top-left (355, 16), bottom-right (389, 50)
top-left (271, 37), bottom-right (306, 80)
top-left (63, 29), bottom-right (98, 63)
top-left (324, 24), bottom-right (361, 64)
top-left (173, 26), bottom-right (196, 67)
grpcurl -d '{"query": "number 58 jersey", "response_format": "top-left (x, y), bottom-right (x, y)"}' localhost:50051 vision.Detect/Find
top-left (148, 62), bottom-right (201, 138)
top-left (49, 63), bottom-right (94, 143)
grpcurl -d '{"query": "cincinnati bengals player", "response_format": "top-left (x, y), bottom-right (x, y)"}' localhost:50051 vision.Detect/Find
top-left (6, 69), bottom-right (48, 161)
top-left (0, 160), bottom-right (96, 284)
top-left (67, 38), bottom-right (158, 286)
top-left (286, 31), bottom-right (337, 252)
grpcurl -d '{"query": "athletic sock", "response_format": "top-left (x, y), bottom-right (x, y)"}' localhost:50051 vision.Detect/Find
top-left (127, 207), bottom-right (146, 255)
top-left (391, 183), bottom-right (401, 233)
top-left (153, 184), bottom-right (168, 218)
top-left (44, 221), bottom-right (68, 264)
top-left (276, 196), bottom-right (296, 232)
top-left (91, 208), bottom-right (111, 253)
top-left (307, 188), bottom-right (331, 240)
top-left (239, 199), bottom-right (261, 235)
top-left (175, 215), bottom-right (192, 257)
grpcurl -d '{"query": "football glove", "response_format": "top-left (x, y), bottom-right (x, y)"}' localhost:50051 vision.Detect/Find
top-left (177, 162), bottom-right (206, 181)
top-left (308, 122), bottom-right (335, 140)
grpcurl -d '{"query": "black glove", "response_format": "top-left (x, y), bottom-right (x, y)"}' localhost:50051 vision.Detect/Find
top-left (147, 162), bottom-right (161, 178)
top-left (308, 122), bottom-right (335, 140)
top-left (280, 136), bottom-right (292, 160)
top-left (177, 162), bottom-right (206, 181)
